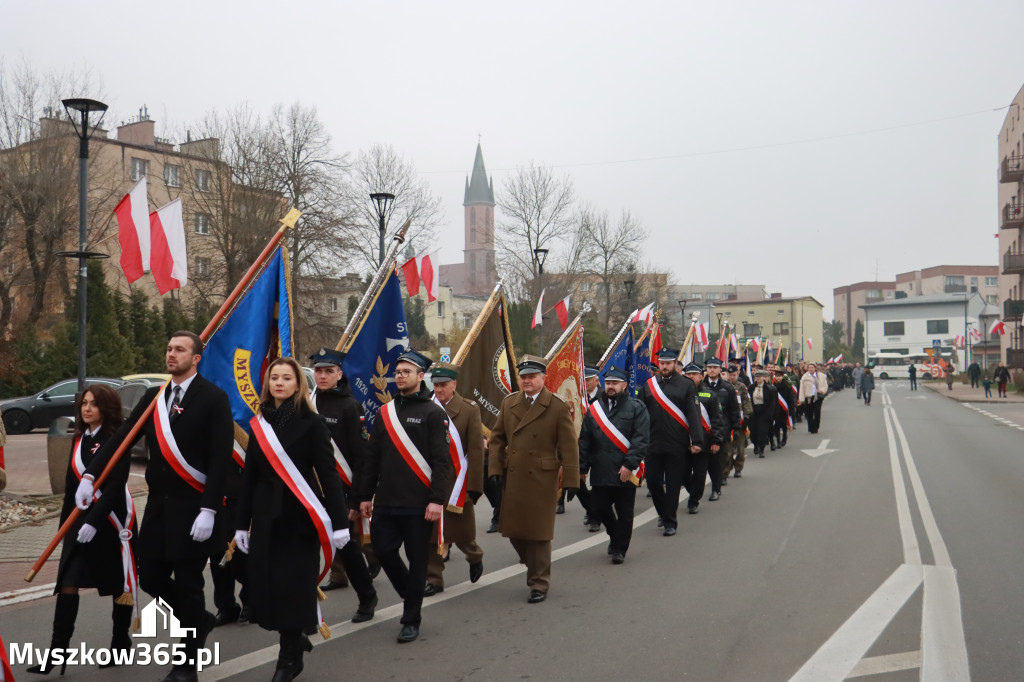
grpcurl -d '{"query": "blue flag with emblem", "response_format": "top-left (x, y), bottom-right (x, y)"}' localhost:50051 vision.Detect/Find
top-left (342, 272), bottom-right (408, 425)
top-left (599, 326), bottom-right (635, 395)
top-left (634, 329), bottom-right (653, 389)
top-left (199, 247), bottom-right (294, 430)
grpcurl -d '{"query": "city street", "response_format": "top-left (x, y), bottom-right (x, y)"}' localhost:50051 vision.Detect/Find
top-left (2, 384), bottom-right (1022, 680)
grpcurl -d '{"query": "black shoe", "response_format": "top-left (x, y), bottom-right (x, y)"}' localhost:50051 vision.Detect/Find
top-left (214, 605), bottom-right (242, 627)
top-left (646, 490), bottom-right (652, 498)
top-left (611, 552), bottom-right (625, 565)
top-left (469, 561), bottom-right (484, 583)
top-left (367, 561), bottom-right (382, 579)
top-left (607, 542), bottom-right (614, 555)
top-left (556, 502), bottom-right (565, 514)
top-left (770, 444), bottom-right (776, 451)
top-left (758, 453), bottom-right (765, 458)
top-left (663, 527), bottom-right (677, 537)
top-left (721, 478), bottom-right (728, 486)
top-left (734, 471), bottom-right (741, 478)
top-left (352, 594), bottom-right (378, 623)
top-left (657, 517), bottom-right (663, 528)
top-left (161, 667), bottom-right (200, 682)
top-left (709, 491), bottom-right (721, 501)
top-left (320, 579), bottom-right (348, 591)
top-left (423, 582), bottom-right (444, 597)
top-left (588, 522), bottom-right (602, 533)
top-left (397, 624), bottom-right (420, 643)
top-left (26, 658), bottom-right (68, 675)
top-left (238, 604), bottom-right (250, 623)
top-left (197, 611), bottom-right (217, 651)
top-left (528, 590), bottom-right (547, 604)
top-left (583, 514), bottom-right (590, 525)
top-left (688, 506), bottom-right (698, 514)
top-left (486, 521), bottom-right (499, 533)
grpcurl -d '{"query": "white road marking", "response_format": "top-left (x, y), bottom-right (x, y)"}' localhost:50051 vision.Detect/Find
top-left (883, 407), bottom-right (921, 565)
top-left (0, 583), bottom-right (57, 606)
top-left (889, 413), bottom-right (951, 568)
top-left (922, 565), bottom-right (970, 680)
top-left (963, 403), bottom-right (1024, 430)
top-left (800, 438), bottom-right (837, 458)
top-left (848, 651), bottom-right (922, 677)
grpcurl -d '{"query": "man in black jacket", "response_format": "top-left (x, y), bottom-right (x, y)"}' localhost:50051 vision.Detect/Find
top-left (701, 358), bottom-right (740, 494)
top-left (682, 363), bottom-right (727, 512)
top-left (579, 366), bottom-right (650, 564)
top-left (76, 331), bottom-right (233, 682)
top-left (355, 350), bottom-right (451, 644)
top-left (309, 348), bottom-right (379, 623)
top-left (638, 349), bottom-right (704, 535)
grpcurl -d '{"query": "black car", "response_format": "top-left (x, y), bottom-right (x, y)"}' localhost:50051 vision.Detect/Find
top-left (116, 378), bottom-right (166, 459)
top-left (0, 377), bottom-right (125, 434)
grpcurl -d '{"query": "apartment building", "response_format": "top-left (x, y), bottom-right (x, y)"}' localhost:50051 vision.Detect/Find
top-left (997, 82), bottom-right (1024, 368)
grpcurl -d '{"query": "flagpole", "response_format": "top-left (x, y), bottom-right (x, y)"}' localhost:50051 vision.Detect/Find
top-left (544, 302), bottom-right (592, 361)
top-left (598, 317), bottom-right (633, 368)
top-left (25, 208), bottom-right (303, 582)
top-left (676, 311), bottom-right (698, 363)
top-left (633, 310), bottom-right (661, 352)
top-left (334, 220), bottom-right (411, 353)
top-left (452, 282), bottom-right (504, 365)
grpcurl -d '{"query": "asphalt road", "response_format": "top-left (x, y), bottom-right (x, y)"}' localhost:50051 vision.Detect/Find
top-left (2, 385), bottom-right (1021, 680)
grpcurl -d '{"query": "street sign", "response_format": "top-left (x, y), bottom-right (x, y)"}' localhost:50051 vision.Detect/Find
top-left (440, 346), bottom-right (451, 363)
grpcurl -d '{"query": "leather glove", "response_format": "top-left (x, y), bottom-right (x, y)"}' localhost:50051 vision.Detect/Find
top-left (488, 475), bottom-right (502, 487)
top-left (190, 508), bottom-right (216, 542)
top-left (76, 523), bottom-right (97, 544)
top-left (74, 476), bottom-right (95, 510)
top-left (233, 530), bottom-right (250, 554)
top-left (468, 490), bottom-right (482, 504)
top-left (332, 528), bottom-right (351, 549)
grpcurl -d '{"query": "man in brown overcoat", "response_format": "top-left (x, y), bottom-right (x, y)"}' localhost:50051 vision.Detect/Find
top-left (488, 355), bottom-right (580, 603)
top-left (424, 362), bottom-right (485, 594)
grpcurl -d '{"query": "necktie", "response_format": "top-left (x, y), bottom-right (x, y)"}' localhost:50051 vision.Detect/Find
top-left (609, 398), bottom-right (617, 412)
top-left (170, 385), bottom-right (182, 423)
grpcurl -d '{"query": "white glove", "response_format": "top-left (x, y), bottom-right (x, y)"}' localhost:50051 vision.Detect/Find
top-left (76, 523), bottom-right (97, 543)
top-left (189, 508), bottom-right (216, 543)
top-left (74, 476), bottom-right (95, 510)
top-left (331, 528), bottom-right (351, 549)
top-left (233, 530), bottom-right (250, 554)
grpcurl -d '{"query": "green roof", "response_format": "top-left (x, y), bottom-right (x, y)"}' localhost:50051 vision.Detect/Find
top-left (464, 143), bottom-right (494, 205)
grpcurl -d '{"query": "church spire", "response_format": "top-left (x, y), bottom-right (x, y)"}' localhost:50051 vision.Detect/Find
top-left (464, 142), bottom-right (494, 205)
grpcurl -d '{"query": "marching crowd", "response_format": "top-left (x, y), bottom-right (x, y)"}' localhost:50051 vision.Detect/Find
top-left (34, 331), bottom-right (836, 682)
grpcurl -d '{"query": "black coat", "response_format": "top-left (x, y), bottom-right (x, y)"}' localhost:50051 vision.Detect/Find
top-left (579, 394), bottom-right (650, 487)
top-left (750, 382), bottom-right (779, 422)
top-left (702, 377), bottom-right (741, 433)
top-left (57, 428), bottom-right (135, 595)
top-left (236, 404), bottom-right (348, 633)
top-left (86, 374), bottom-right (234, 561)
top-left (312, 379), bottom-right (369, 499)
top-left (638, 373), bottom-right (705, 455)
top-left (694, 381), bottom-right (728, 446)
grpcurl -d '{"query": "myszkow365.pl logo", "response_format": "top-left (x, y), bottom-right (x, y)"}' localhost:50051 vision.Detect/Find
top-left (8, 597), bottom-right (220, 671)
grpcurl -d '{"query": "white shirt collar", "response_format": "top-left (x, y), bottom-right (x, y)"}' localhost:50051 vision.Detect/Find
top-left (85, 425), bottom-right (101, 437)
top-left (170, 373), bottom-right (198, 398)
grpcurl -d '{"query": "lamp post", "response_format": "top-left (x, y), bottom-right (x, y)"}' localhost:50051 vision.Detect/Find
top-left (677, 299), bottom-right (687, 337)
top-left (58, 98), bottom-right (108, 394)
top-left (624, 279), bottom-right (636, 318)
top-left (534, 247), bottom-right (549, 354)
top-left (370, 192), bottom-right (396, 266)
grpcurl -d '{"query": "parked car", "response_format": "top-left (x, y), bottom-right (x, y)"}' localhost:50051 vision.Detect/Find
top-left (116, 378), bottom-right (166, 459)
top-left (0, 377), bottom-right (125, 435)
top-left (121, 373), bottom-right (171, 383)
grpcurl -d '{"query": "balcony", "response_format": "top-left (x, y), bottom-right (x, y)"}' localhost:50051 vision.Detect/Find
top-left (1004, 251), bottom-right (1024, 275)
top-left (1004, 299), bottom-right (1024, 321)
top-left (1001, 203), bottom-right (1024, 230)
top-left (1001, 154), bottom-right (1024, 183)
top-left (943, 284), bottom-right (967, 293)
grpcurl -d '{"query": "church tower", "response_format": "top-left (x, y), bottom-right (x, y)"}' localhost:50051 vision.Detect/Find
top-left (463, 143), bottom-right (496, 295)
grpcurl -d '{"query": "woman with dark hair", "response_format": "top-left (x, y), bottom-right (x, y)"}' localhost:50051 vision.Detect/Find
top-left (29, 383), bottom-right (136, 675)
top-left (235, 357), bottom-right (349, 682)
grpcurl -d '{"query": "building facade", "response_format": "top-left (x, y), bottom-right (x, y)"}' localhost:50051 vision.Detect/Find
top-left (439, 144), bottom-right (497, 297)
top-left (713, 295), bottom-right (824, 364)
top-left (667, 284), bottom-right (766, 340)
top-left (997, 82), bottom-right (1024, 368)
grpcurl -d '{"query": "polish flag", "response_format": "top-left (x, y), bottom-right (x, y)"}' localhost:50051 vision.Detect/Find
top-left (630, 302), bottom-right (654, 324)
top-left (114, 178), bottom-right (149, 282)
top-left (149, 199), bottom-right (188, 295)
top-left (835, 353), bottom-right (843, 362)
top-left (697, 323), bottom-right (708, 349)
top-left (400, 254), bottom-right (421, 297)
top-left (806, 338), bottom-right (814, 350)
top-left (970, 327), bottom-right (982, 341)
top-left (553, 295), bottom-right (571, 330)
top-left (990, 319), bottom-right (1006, 336)
top-left (421, 252), bottom-right (439, 302)
top-left (750, 337), bottom-right (761, 353)
top-left (532, 288), bottom-right (545, 328)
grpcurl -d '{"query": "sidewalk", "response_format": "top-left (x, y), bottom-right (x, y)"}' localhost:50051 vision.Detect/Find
top-left (921, 380), bottom-right (1024, 403)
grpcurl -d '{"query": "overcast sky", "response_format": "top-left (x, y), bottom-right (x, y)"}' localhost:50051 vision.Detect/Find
top-left (6, 0), bottom-right (1024, 321)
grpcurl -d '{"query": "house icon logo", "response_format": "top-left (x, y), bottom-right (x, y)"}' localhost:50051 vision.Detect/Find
top-left (133, 597), bottom-right (197, 638)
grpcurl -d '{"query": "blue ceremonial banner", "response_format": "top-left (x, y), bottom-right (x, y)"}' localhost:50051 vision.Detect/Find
top-left (600, 326), bottom-right (635, 395)
top-left (634, 330), bottom-right (653, 389)
top-left (342, 272), bottom-right (408, 425)
top-left (199, 248), bottom-right (294, 429)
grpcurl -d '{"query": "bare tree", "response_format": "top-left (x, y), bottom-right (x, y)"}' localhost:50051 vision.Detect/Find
top-left (343, 144), bottom-right (444, 272)
top-left (574, 207), bottom-right (648, 329)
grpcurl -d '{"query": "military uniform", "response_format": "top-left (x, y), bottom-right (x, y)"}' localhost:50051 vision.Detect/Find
top-left (726, 367), bottom-right (753, 478)
top-left (682, 363), bottom-right (727, 511)
top-left (701, 358), bottom-right (741, 493)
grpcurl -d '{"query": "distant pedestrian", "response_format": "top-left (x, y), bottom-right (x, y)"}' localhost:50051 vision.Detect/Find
top-left (983, 377), bottom-right (993, 398)
top-left (860, 368), bottom-right (875, 405)
top-left (908, 364), bottom-right (918, 391)
top-left (852, 363), bottom-right (864, 399)
top-left (993, 362), bottom-right (1011, 398)
top-left (798, 363), bottom-right (828, 434)
top-left (967, 361), bottom-right (981, 389)
top-left (945, 369), bottom-right (955, 391)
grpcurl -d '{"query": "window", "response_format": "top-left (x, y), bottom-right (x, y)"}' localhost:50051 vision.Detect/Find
top-left (46, 381), bottom-right (79, 398)
top-left (987, 294), bottom-right (999, 304)
top-left (195, 257), bottom-right (210, 279)
top-left (580, 282), bottom-right (592, 292)
top-left (883, 321), bottom-right (905, 336)
top-left (986, 277), bottom-right (998, 287)
top-left (970, 277), bottom-right (978, 293)
top-left (194, 213), bottom-right (210, 235)
top-left (926, 319), bottom-right (949, 334)
top-left (194, 169), bottom-right (211, 192)
top-left (691, 293), bottom-right (702, 300)
top-left (130, 158), bottom-right (148, 181)
top-left (462, 313), bottom-right (473, 327)
top-left (329, 298), bottom-right (338, 312)
top-left (164, 164), bottom-right (180, 187)
top-left (866, 289), bottom-right (883, 300)
top-left (437, 301), bottom-right (445, 318)
top-left (773, 322), bottom-right (790, 335)
top-left (743, 323), bottom-right (760, 337)
top-left (945, 275), bottom-right (964, 287)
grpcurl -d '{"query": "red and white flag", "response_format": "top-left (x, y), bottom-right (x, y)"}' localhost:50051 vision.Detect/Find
top-left (421, 252), bottom-right (438, 302)
top-left (531, 288), bottom-right (545, 328)
top-left (651, 324), bottom-right (663, 361)
top-left (806, 338), bottom-right (814, 350)
top-left (697, 323), bottom-right (709, 350)
top-left (114, 177), bottom-right (150, 282)
top-left (630, 302), bottom-right (654, 325)
top-left (970, 327), bottom-right (982, 341)
top-left (553, 295), bottom-right (571, 330)
top-left (835, 353), bottom-right (843, 362)
top-left (400, 254), bottom-right (421, 297)
top-left (990, 319), bottom-right (1006, 336)
top-left (953, 336), bottom-right (964, 349)
top-left (149, 199), bottom-right (188, 295)
top-left (751, 337), bottom-right (761, 353)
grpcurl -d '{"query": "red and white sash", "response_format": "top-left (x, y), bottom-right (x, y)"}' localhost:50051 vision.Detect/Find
top-left (380, 401), bottom-right (432, 488)
top-left (311, 392), bottom-right (354, 486)
top-left (250, 415), bottom-right (335, 582)
top-left (588, 400), bottom-right (644, 486)
top-left (154, 387), bottom-right (206, 492)
top-left (647, 377), bottom-right (690, 430)
top-left (699, 403), bottom-right (712, 433)
top-left (231, 439), bottom-right (246, 468)
top-left (433, 395), bottom-right (467, 513)
top-left (776, 393), bottom-right (794, 429)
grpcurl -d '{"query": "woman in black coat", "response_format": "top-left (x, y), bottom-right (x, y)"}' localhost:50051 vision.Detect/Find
top-left (749, 370), bottom-right (778, 458)
top-left (29, 383), bottom-right (136, 675)
top-left (235, 357), bottom-right (349, 682)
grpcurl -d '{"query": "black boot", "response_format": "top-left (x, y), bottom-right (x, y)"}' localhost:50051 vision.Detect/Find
top-left (271, 630), bottom-right (306, 682)
top-left (99, 601), bottom-right (134, 668)
top-left (27, 592), bottom-right (79, 675)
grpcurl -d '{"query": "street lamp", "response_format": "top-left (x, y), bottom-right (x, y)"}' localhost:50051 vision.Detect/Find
top-left (57, 98), bottom-right (108, 394)
top-left (678, 299), bottom-right (687, 337)
top-left (624, 279), bottom-right (636, 316)
top-left (370, 192), bottom-right (395, 266)
top-left (534, 247), bottom-right (549, 354)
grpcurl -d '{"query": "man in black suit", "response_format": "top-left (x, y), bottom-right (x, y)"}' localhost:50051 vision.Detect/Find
top-left (76, 331), bottom-right (234, 682)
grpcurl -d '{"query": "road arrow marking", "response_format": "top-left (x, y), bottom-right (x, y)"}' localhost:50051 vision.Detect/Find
top-left (802, 438), bottom-right (836, 458)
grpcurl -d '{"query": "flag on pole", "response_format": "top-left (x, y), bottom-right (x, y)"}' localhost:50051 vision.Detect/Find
top-left (399, 254), bottom-right (421, 297)
top-left (715, 323), bottom-right (730, 363)
top-left (835, 353), bottom-right (843, 362)
top-left (532, 288), bottom-right (545, 328)
top-left (634, 325), bottom-right (655, 388)
top-left (806, 337), bottom-right (814, 350)
top-left (630, 302), bottom-right (655, 325)
top-left (697, 323), bottom-right (709, 350)
top-left (600, 326), bottom-right (635, 395)
top-left (149, 199), bottom-right (188, 294)
top-left (970, 327), bottom-right (982, 341)
top-left (544, 319), bottom-right (586, 432)
top-left (729, 331), bottom-right (739, 358)
top-left (750, 337), bottom-right (760, 354)
top-left (399, 251), bottom-right (440, 302)
top-left (554, 295), bottom-right (571, 330)
top-left (114, 177), bottom-right (149, 282)
top-left (454, 291), bottom-right (518, 434)
top-left (990, 319), bottom-right (1006, 336)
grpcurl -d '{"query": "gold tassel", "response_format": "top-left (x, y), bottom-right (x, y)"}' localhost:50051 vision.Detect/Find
top-left (445, 504), bottom-right (464, 514)
top-left (317, 587), bottom-right (326, 601)
top-left (319, 622), bottom-right (331, 640)
top-left (438, 541), bottom-right (449, 558)
top-left (114, 592), bottom-right (134, 606)
top-left (132, 616), bottom-right (141, 632)
top-left (223, 539), bottom-right (236, 564)
top-left (361, 532), bottom-right (372, 545)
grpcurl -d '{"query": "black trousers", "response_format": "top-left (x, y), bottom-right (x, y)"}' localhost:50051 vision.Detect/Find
top-left (209, 548), bottom-right (248, 612)
top-left (371, 513), bottom-right (431, 626)
top-left (805, 398), bottom-right (823, 433)
top-left (591, 485), bottom-right (637, 555)
top-left (645, 450), bottom-right (685, 529)
top-left (336, 527), bottom-right (376, 603)
top-left (750, 412), bottom-right (772, 451)
top-left (483, 466), bottom-right (503, 524)
top-left (682, 449), bottom-right (709, 509)
top-left (558, 480), bottom-right (593, 516)
top-left (138, 554), bottom-right (208, 661)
